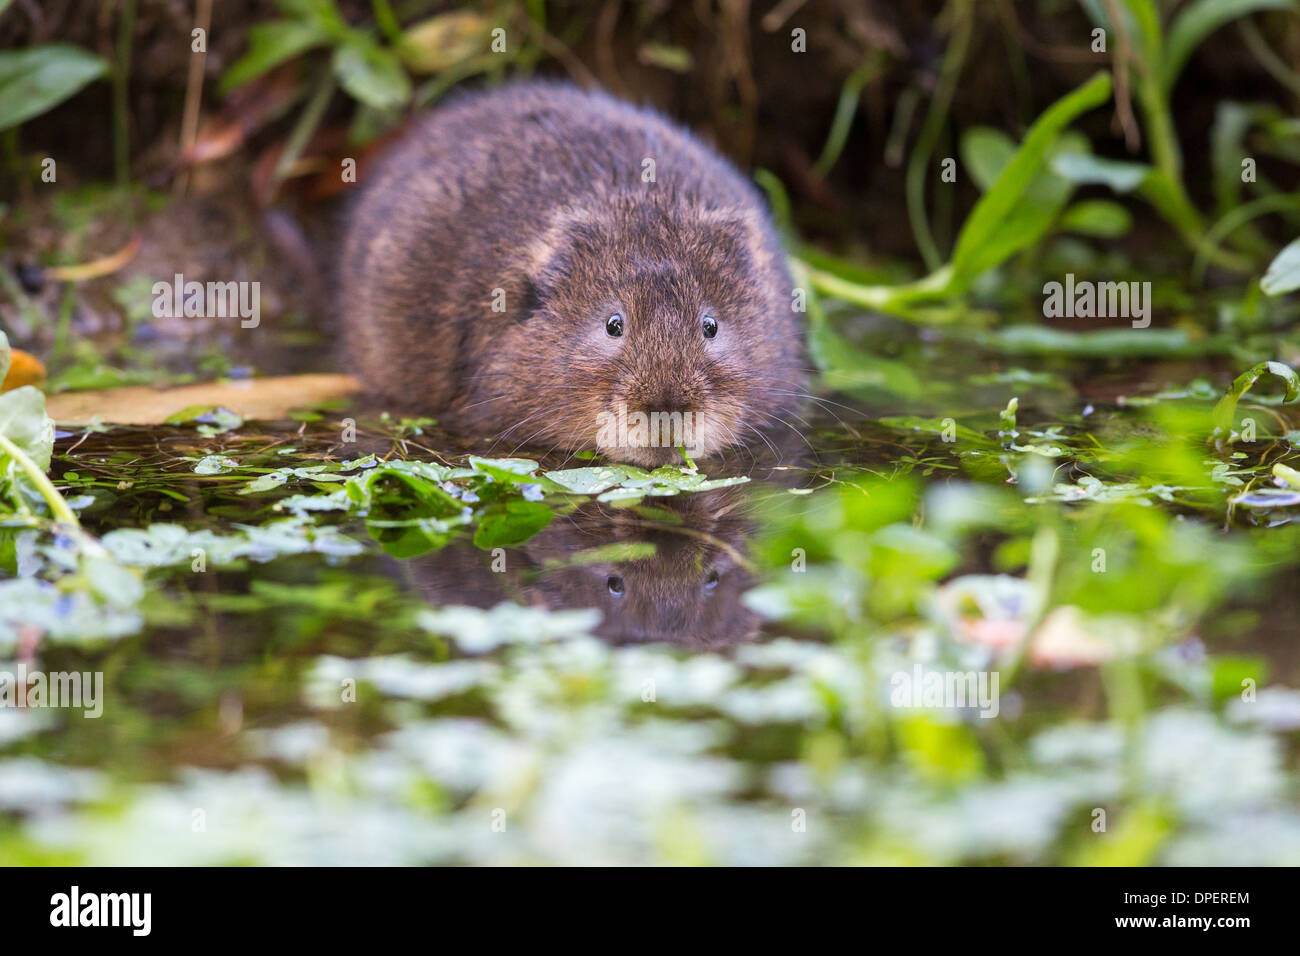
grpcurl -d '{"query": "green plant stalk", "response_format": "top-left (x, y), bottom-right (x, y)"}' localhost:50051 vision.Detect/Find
top-left (51, 285), bottom-right (76, 363)
top-left (905, 0), bottom-right (973, 271)
top-left (753, 169), bottom-right (792, 235)
top-left (1192, 193), bottom-right (1300, 282)
top-left (1129, 102), bottom-right (1240, 270)
top-left (1122, 0), bottom-right (1179, 175)
top-left (1139, 81), bottom-right (1183, 189)
top-left (995, 522), bottom-right (1061, 689)
top-left (804, 263), bottom-right (956, 317)
top-left (415, 54), bottom-right (499, 110)
top-left (812, 57), bottom-right (881, 180)
top-left (788, 257), bottom-right (841, 374)
top-left (1101, 652), bottom-right (1148, 801)
top-left (113, 0), bottom-right (138, 192)
top-left (271, 70), bottom-right (336, 195)
top-left (370, 0), bottom-right (403, 43)
top-left (1119, 0), bottom-right (1253, 272)
top-left (0, 432), bottom-right (80, 527)
top-left (526, 0), bottom-right (547, 32)
top-left (1238, 18), bottom-right (1300, 100)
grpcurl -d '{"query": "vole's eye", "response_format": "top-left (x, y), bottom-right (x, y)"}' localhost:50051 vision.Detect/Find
top-left (606, 313), bottom-right (624, 337)
top-left (704, 569), bottom-right (720, 591)
top-left (607, 575), bottom-right (625, 596)
top-left (702, 314), bottom-right (718, 339)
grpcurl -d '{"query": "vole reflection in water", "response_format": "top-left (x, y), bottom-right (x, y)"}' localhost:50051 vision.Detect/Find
top-left (402, 486), bottom-right (759, 649)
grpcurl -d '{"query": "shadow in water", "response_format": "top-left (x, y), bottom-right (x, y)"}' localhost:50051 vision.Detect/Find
top-left (401, 486), bottom-right (761, 649)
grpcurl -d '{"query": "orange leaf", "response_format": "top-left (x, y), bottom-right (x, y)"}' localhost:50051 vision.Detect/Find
top-left (2, 349), bottom-right (47, 392)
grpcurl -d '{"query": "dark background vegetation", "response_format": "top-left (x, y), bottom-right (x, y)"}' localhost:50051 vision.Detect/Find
top-left (5, 0), bottom-right (1298, 259)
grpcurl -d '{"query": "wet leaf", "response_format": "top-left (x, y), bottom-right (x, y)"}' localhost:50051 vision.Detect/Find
top-left (193, 455), bottom-right (239, 475)
top-left (472, 500), bottom-right (553, 549)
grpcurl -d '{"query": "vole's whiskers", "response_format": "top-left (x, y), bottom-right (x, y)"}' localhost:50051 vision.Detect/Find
top-left (758, 387), bottom-right (865, 422)
top-left (490, 410), bottom-right (553, 452)
top-left (747, 407), bottom-right (816, 455)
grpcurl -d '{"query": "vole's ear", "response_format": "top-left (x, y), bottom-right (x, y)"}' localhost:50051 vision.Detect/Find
top-left (695, 206), bottom-right (781, 277)
top-left (516, 228), bottom-right (569, 319)
top-left (521, 205), bottom-right (599, 305)
top-left (523, 228), bottom-right (565, 294)
top-left (517, 276), bottom-right (543, 319)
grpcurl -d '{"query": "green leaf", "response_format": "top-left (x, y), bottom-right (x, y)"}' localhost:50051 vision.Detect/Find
top-left (957, 130), bottom-right (1087, 276)
top-left (164, 404), bottom-right (244, 433)
top-left (0, 386), bottom-right (55, 472)
top-left (637, 42), bottom-right (693, 74)
top-left (949, 72), bottom-right (1112, 286)
top-left (544, 466), bottom-right (645, 495)
top-left (1211, 101), bottom-right (1257, 214)
top-left (878, 415), bottom-right (997, 449)
top-left (1261, 238), bottom-right (1300, 295)
top-left (1059, 199), bottom-right (1134, 237)
top-left (332, 42), bottom-right (410, 111)
top-left (1210, 654), bottom-right (1269, 701)
top-left (468, 457), bottom-right (540, 483)
top-left (1213, 360), bottom-right (1300, 438)
top-left (0, 44), bottom-right (109, 132)
top-left (960, 127), bottom-right (1015, 192)
top-left (193, 455), bottom-right (239, 475)
top-left (1272, 462), bottom-right (1300, 488)
top-left (473, 500), bottom-right (553, 549)
top-left (277, 0), bottom-right (355, 41)
top-left (221, 20), bottom-right (328, 92)
top-left (1163, 0), bottom-right (1292, 93)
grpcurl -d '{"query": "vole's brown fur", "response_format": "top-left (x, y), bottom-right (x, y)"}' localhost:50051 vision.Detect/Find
top-left (341, 80), bottom-right (805, 466)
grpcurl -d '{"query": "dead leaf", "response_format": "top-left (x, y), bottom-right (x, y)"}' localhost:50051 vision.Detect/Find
top-left (46, 374), bottom-right (363, 425)
top-left (44, 237), bottom-right (141, 282)
top-left (181, 66), bottom-right (303, 167)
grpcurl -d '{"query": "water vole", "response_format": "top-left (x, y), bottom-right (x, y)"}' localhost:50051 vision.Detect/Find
top-left (341, 80), bottom-right (806, 466)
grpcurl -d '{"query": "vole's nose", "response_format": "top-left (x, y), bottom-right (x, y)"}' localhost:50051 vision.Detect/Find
top-left (639, 382), bottom-right (692, 415)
